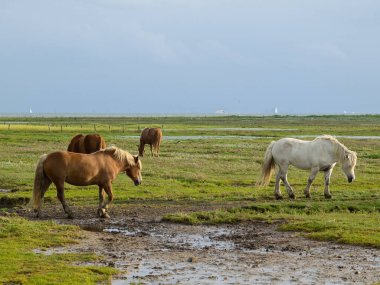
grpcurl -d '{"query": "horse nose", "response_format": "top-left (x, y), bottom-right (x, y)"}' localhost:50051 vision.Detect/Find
top-left (134, 179), bottom-right (141, 186)
top-left (348, 176), bottom-right (354, 183)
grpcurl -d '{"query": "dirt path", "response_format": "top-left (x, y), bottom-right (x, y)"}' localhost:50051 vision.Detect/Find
top-left (20, 202), bottom-right (380, 284)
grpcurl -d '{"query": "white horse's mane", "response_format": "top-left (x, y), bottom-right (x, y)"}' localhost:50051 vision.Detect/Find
top-left (315, 135), bottom-right (357, 162)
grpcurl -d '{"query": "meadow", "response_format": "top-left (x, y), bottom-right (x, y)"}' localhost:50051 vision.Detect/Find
top-left (0, 115), bottom-right (379, 283)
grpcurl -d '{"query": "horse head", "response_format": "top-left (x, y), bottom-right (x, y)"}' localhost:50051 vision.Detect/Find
top-left (342, 151), bottom-right (357, 183)
top-left (126, 155), bottom-right (142, 186)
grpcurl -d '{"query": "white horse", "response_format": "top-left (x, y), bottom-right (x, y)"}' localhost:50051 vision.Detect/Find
top-left (257, 135), bottom-right (357, 199)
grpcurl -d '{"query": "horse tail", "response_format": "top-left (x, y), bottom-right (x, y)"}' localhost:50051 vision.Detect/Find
top-left (154, 129), bottom-right (163, 156)
top-left (157, 128), bottom-right (163, 144)
top-left (94, 135), bottom-right (102, 151)
top-left (100, 136), bottom-right (106, 149)
top-left (31, 154), bottom-right (48, 211)
top-left (256, 141), bottom-right (276, 187)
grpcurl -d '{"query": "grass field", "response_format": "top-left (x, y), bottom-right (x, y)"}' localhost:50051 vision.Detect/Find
top-left (0, 115), bottom-right (380, 283)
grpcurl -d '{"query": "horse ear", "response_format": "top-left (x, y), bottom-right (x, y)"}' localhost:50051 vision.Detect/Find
top-left (134, 155), bottom-right (139, 163)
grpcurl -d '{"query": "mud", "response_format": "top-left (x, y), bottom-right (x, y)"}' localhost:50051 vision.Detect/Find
top-left (15, 202), bottom-right (380, 284)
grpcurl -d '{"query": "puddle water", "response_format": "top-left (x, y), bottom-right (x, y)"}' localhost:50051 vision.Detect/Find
top-left (103, 223), bottom-right (380, 284)
top-left (0, 189), bottom-right (14, 193)
top-left (104, 225), bottom-right (234, 250)
top-left (32, 220), bottom-right (380, 284)
top-left (104, 227), bottom-right (138, 236)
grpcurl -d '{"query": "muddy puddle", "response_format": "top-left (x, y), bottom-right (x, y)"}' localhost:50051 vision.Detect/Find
top-left (20, 203), bottom-right (379, 284)
top-left (104, 224), bottom-right (234, 251)
top-left (70, 220), bottom-right (380, 284)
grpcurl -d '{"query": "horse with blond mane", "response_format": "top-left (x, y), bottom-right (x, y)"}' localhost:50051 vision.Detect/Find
top-left (67, 134), bottom-right (106, 154)
top-left (138, 127), bottom-right (162, 157)
top-left (31, 146), bottom-right (142, 219)
top-left (257, 135), bottom-right (357, 199)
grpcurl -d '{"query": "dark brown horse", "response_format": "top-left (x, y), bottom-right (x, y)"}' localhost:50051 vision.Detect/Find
top-left (138, 127), bottom-right (162, 157)
top-left (31, 146), bottom-right (142, 219)
top-left (67, 134), bottom-right (106, 154)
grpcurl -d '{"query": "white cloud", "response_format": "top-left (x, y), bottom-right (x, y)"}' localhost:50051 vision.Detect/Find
top-left (307, 43), bottom-right (348, 61)
top-left (197, 40), bottom-right (238, 61)
top-left (129, 24), bottom-right (181, 64)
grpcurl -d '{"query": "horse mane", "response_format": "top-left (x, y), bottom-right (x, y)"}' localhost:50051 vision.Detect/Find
top-left (315, 135), bottom-right (357, 163)
top-left (103, 146), bottom-right (138, 167)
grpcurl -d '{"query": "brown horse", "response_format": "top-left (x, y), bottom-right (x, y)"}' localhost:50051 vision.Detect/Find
top-left (138, 127), bottom-right (162, 157)
top-left (67, 134), bottom-right (106, 154)
top-left (31, 146), bottom-right (142, 219)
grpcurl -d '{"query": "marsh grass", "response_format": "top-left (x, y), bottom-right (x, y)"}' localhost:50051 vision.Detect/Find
top-left (0, 115), bottom-right (380, 281)
top-left (0, 216), bottom-right (117, 284)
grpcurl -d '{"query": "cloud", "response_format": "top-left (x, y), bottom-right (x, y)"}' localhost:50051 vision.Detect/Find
top-left (307, 43), bottom-right (348, 61)
top-left (195, 40), bottom-right (247, 65)
top-left (129, 24), bottom-right (181, 64)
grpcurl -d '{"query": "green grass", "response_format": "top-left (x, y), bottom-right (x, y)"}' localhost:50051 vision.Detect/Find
top-left (0, 216), bottom-right (117, 284)
top-left (164, 200), bottom-right (380, 248)
top-left (1, 115), bottom-right (380, 280)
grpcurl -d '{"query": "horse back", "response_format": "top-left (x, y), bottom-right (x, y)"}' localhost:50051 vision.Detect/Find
top-left (84, 134), bottom-right (106, 153)
top-left (141, 128), bottom-right (162, 144)
top-left (67, 134), bottom-right (84, 152)
top-left (272, 138), bottom-right (334, 169)
top-left (43, 151), bottom-right (116, 186)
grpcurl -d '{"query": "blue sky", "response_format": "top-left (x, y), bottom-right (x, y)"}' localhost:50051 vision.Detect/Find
top-left (1, 0), bottom-right (380, 114)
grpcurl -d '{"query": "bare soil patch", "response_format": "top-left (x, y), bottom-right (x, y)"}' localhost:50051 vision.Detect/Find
top-left (15, 201), bottom-right (380, 284)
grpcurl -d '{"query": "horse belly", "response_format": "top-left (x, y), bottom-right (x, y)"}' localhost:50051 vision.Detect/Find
top-left (65, 175), bottom-right (93, 186)
top-left (288, 158), bottom-right (313, 170)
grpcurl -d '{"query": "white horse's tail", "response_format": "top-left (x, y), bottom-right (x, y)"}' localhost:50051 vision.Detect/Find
top-left (256, 141), bottom-right (276, 187)
top-left (31, 154), bottom-right (48, 211)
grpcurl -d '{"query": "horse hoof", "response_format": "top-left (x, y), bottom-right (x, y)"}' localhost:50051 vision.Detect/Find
top-left (275, 195), bottom-right (283, 200)
top-left (289, 194), bottom-right (295, 199)
top-left (101, 213), bottom-right (110, 219)
top-left (97, 208), bottom-right (105, 218)
top-left (97, 208), bottom-right (110, 219)
top-left (67, 213), bottom-right (74, 219)
top-left (324, 194), bottom-right (332, 199)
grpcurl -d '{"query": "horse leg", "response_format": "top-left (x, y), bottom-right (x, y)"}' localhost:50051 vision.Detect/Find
top-left (98, 182), bottom-right (113, 218)
top-left (55, 182), bottom-right (74, 219)
top-left (304, 167), bottom-right (319, 198)
top-left (36, 179), bottom-right (52, 218)
top-left (150, 144), bottom-right (153, 157)
top-left (279, 166), bottom-right (295, 199)
top-left (97, 186), bottom-right (106, 217)
top-left (274, 171), bottom-right (283, 200)
top-left (324, 168), bottom-right (333, 199)
top-left (156, 142), bottom-right (160, 157)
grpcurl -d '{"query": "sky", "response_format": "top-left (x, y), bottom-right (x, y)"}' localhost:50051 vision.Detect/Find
top-left (1, 0), bottom-right (380, 115)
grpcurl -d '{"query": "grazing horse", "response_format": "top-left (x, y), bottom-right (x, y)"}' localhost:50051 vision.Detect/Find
top-left (67, 134), bottom-right (106, 154)
top-left (138, 127), bottom-right (162, 157)
top-left (31, 146), bottom-right (142, 219)
top-left (256, 135), bottom-right (357, 199)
